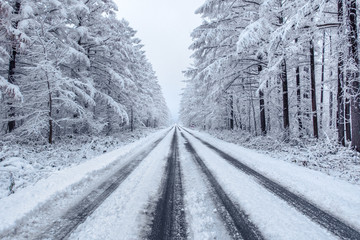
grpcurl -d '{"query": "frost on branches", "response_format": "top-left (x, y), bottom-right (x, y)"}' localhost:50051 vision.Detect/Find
top-left (180, 0), bottom-right (360, 152)
top-left (0, 0), bottom-right (170, 144)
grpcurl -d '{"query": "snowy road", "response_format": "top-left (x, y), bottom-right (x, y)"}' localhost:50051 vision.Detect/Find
top-left (41, 130), bottom-right (167, 239)
top-left (180, 128), bottom-right (360, 239)
top-left (1, 126), bottom-right (360, 239)
top-left (147, 129), bottom-right (187, 240)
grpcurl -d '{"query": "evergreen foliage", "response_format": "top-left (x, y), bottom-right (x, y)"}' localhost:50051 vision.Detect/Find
top-left (0, 0), bottom-right (170, 143)
top-left (180, 0), bottom-right (360, 152)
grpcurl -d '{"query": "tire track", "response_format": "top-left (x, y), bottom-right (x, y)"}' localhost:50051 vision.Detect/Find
top-left (148, 128), bottom-right (187, 240)
top-left (38, 129), bottom-right (172, 240)
top-left (182, 127), bottom-right (360, 240)
top-left (180, 131), bottom-right (264, 240)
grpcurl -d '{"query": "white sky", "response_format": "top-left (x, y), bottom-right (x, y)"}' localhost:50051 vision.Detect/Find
top-left (114, 0), bottom-right (204, 122)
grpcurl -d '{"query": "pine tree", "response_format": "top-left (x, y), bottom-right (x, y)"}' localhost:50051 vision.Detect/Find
top-left (0, 0), bottom-right (169, 142)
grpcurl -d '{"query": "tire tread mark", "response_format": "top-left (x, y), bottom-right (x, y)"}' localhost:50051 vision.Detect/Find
top-left (39, 130), bottom-right (171, 240)
top-left (181, 131), bottom-right (264, 240)
top-left (182, 127), bottom-right (360, 240)
top-left (148, 128), bottom-right (187, 240)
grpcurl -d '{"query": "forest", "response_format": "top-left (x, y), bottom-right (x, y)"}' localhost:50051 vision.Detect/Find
top-left (0, 0), bottom-right (169, 144)
top-left (0, 1), bottom-right (359, 238)
top-left (180, 0), bottom-right (360, 152)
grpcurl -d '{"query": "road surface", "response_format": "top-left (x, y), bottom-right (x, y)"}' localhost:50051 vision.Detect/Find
top-left (1, 126), bottom-right (359, 240)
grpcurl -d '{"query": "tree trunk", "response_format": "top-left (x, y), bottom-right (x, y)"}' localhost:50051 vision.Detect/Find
top-left (345, 99), bottom-right (351, 141)
top-left (8, 49), bottom-right (17, 133)
top-left (347, 0), bottom-right (360, 152)
top-left (295, 38), bottom-right (303, 136)
top-left (7, 0), bottom-right (21, 133)
top-left (236, 99), bottom-right (243, 130)
top-left (238, 112), bottom-right (243, 130)
top-left (47, 80), bottom-right (53, 144)
top-left (345, 0), bottom-right (354, 143)
top-left (229, 95), bottom-right (234, 130)
top-left (296, 66), bottom-right (303, 135)
top-left (337, 0), bottom-right (345, 146)
top-left (310, 40), bottom-right (319, 138)
top-left (329, 91), bottom-right (334, 128)
top-left (250, 86), bottom-right (257, 136)
top-left (303, 67), bottom-right (311, 123)
top-left (259, 89), bottom-right (266, 135)
top-left (248, 94), bottom-right (251, 133)
top-left (281, 59), bottom-right (290, 140)
top-left (320, 31), bottom-right (326, 130)
top-left (266, 80), bottom-right (271, 132)
top-left (258, 63), bottom-right (266, 135)
top-left (329, 35), bottom-right (334, 128)
top-left (278, 1), bottom-right (289, 140)
top-left (130, 106), bottom-right (134, 132)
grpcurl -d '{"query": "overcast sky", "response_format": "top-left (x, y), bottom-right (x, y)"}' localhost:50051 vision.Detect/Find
top-left (114, 0), bottom-right (204, 122)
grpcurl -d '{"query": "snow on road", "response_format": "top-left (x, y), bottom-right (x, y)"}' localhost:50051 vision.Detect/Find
top-left (1, 126), bottom-right (359, 239)
top-left (184, 128), bottom-right (360, 232)
top-left (177, 130), bottom-right (231, 239)
top-left (185, 128), bottom-right (360, 231)
top-left (0, 127), bottom-right (170, 235)
top-left (182, 129), bottom-right (338, 240)
top-left (68, 128), bottom-right (175, 240)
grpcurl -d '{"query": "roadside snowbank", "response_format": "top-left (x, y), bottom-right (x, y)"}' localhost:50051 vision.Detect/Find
top-left (0, 128), bottom-right (160, 199)
top-left (204, 129), bottom-right (360, 185)
top-left (0, 128), bottom-right (169, 234)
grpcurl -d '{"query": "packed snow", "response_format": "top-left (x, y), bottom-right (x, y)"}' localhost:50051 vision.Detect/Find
top-left (0, 128), bottom-right (170, 234)
top-left (182, 129), bottom-right (337, 239)
top-left (184, 128), bottom-right (360, 233)
top-left (68, 128), bottom-right (175, 240)
top-left (0, 128), bottom-right (160, 199)
top-left (1, 126), bottom-right (359, 240)
top-left (205, 129), bottom-right (360, 185)
top-left (177, 130), bottom-right (231, 239)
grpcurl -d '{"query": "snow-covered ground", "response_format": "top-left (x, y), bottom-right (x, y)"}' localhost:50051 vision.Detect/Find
top-left (0, 128), bottom-right (160, 199)
top-left (182, 129), bottom-right (336, 240)
top-left (0, 128), bottom-right (170, 235)
top-left (177, 130), bottom-right (231, 239)
top-left (184, 128), bottom-right (360, 235)
top-left (68, 128), bottom-right (175, 240)
top-left (1, 126), bottom-right (359, 239)
top-left (203, 129), bottom-right (360, 185)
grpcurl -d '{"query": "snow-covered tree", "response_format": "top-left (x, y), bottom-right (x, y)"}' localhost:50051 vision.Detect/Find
top-left (0, 0), bottom-right (169, 143)
top-left (0, 0), bottom-right (29, 132)
top-left (181, 0), bottom-right (360, 152)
